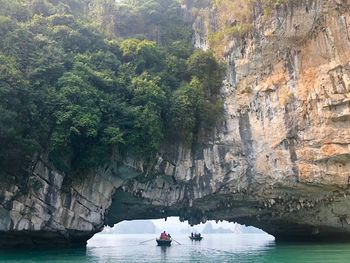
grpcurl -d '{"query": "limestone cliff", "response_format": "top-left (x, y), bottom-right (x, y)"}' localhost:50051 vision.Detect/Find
top-left (1, 0), bottom-right (350, 247)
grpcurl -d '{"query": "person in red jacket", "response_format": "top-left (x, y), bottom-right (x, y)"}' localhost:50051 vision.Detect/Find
top-left (160, 231), bottom-right (167, 240)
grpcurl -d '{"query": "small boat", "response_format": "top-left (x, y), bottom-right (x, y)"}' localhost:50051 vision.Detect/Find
top-left (189, 234), bottom-right (203, 241)
top-left (156, 238), bottom-right (172, 246)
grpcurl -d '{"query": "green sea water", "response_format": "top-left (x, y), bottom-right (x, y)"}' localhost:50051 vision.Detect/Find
top-left (1, 234), bottom-right (350, 262)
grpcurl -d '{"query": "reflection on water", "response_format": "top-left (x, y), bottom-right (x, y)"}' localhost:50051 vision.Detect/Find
top-left (86, 233), bottom-right (276, 262)
top-left (160, 246), bottom-right (168, 261)
top-left (1, 234), bottom-right (350, 262)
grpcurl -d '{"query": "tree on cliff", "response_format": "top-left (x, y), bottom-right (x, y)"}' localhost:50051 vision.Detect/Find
top-left (0, 0), bottom-right (225, 178)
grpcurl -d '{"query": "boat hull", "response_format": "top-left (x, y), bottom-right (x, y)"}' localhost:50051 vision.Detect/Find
top-left (156, 239), bottom-right (172, 246)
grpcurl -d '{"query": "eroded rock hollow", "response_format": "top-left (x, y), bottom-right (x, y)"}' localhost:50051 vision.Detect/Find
top-left (1, 0), bottom-right (350, 247)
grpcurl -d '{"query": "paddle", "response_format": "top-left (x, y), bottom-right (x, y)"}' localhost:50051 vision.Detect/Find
top-left (139, 238), bottom-right (155, 244)
top-left (172, 238), bottom-right (181, 245)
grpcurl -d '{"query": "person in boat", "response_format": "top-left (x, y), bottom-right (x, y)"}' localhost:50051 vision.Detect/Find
top-left (167, 233), bottom-right (171, 239)
top-left (191, 232), bottom-right (194, 237)
top-left (160, 231), bottom-right (167, 240)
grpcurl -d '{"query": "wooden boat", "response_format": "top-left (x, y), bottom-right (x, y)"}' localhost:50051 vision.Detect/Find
top-left (156, 238), bottom-right (172, 246)
top-left (189, 235), bottom-right (203, 241)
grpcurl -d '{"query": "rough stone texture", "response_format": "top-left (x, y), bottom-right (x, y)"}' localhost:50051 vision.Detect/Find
top-left (110, 0), bottom-right (350, 241)
top-left (1, 0), bottom-right (350, 247)
top-left (0, 159), bottom-right (130, 248)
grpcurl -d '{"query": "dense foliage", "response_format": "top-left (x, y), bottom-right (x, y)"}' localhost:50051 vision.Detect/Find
top-left (0, 0), bottom-right (225, 177)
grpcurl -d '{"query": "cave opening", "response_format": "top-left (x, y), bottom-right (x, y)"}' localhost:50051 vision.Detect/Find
top-left (88, 217), bottom-right (273, 245)
top-left (86, 217), bottom-right (275, 261)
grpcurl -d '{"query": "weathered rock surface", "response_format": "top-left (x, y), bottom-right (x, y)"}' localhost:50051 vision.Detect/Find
top-left (1, 0), bottom-right (350, 247)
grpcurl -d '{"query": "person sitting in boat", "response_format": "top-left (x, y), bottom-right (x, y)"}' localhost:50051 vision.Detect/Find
top-left (167, 233), bottom-right (171, 239)
top-left (160, 231), bottom-right (167, 240)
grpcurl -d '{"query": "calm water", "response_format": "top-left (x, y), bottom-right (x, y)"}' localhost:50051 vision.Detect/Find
top-left (1, 234), bottom-right (350, 262)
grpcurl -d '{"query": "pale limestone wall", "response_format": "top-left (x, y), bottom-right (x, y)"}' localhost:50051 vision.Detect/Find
top-left (0, 160), bottom-right (124, 246)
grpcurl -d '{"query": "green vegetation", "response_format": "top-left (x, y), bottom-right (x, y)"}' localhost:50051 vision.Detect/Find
top-left (0, 0), bottom-right (225, 177)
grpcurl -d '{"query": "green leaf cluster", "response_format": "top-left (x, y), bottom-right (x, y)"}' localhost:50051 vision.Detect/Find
top-left (0, 0), bottom-right (224, 177)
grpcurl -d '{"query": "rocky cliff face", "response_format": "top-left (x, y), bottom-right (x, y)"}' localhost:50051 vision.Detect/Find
top-left (1, 0), bottom-right (350, 247)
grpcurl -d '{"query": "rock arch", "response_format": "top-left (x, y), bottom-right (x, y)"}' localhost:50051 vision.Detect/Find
top-left (1, 0), bottom-right (350, 248)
